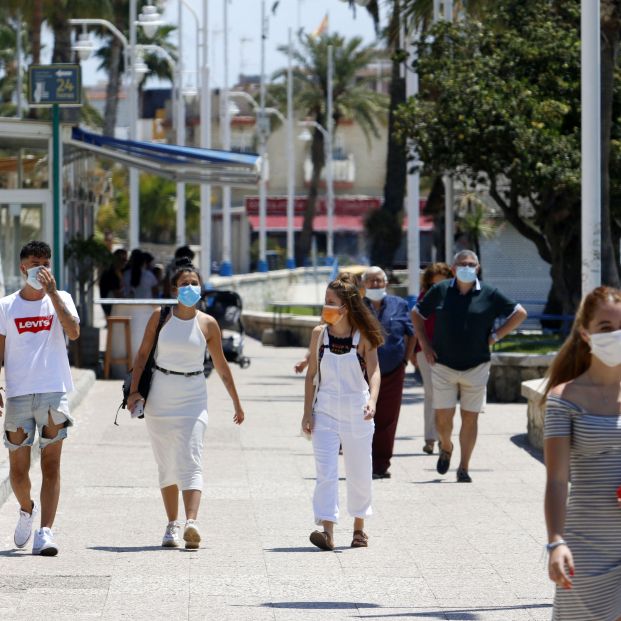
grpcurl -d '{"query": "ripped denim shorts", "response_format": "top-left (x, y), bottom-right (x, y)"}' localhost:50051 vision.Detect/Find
top-left (4, 392), bottom-right (74, 452)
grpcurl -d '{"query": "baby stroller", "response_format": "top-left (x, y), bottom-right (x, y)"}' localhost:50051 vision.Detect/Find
top-left (199, 290), bottom-right (250, 377)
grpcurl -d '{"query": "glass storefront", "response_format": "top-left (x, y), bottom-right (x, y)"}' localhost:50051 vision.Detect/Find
top-left (0, 203), bottom-right (45, 295)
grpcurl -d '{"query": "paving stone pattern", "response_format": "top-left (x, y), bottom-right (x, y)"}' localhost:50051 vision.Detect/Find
top-left (0, 338), bottom-right (554, 620)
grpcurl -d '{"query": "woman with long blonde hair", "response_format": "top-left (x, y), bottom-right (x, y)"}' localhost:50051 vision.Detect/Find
top-left (302, 277), bottom-right (383, 550)
top-left (543, 286), bottom-right (621, 620)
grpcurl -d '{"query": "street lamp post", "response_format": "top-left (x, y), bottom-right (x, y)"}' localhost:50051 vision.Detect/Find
top-left (129, 0), bottom-right (139, 250)
top-left (200, 0), bottom-right (212, 280)
top-left (286, 27), bottom-right (296, 269)
top-left (581, 0), bottom-right (601, 294)
top-left (405, 30), bottom-right (420, 304)
top-left (220, 0), bottom-right (233, 276)
top-left (176, 0), bottom-right (186, 246)
top-left (257, 0), bottom-right (269, 272)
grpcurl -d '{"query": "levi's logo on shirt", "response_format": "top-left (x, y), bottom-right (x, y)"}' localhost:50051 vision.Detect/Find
top-left (15, 315), bottom-right (54, 334)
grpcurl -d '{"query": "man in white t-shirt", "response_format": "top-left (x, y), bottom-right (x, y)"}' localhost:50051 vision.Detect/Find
top-left (0, 241), bottom-right (80, 556)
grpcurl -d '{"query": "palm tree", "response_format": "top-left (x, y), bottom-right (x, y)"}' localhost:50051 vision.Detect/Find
top-left (274, 32), bottom-right (387, 265)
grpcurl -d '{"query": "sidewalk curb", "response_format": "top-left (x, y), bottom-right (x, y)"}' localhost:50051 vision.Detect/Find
top-left (0, 369), bottom-right (97, 509)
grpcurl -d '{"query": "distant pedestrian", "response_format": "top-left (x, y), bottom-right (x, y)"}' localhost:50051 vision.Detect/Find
top-left (362, 266), bottom-right (414, 479)
top-left (411, 250), bottom-right (527, 482)
top-left (127, 260), bottom-right (245, 549)
top-left (543, 286), bottom-right (621, 620)
top-left (302, 277), bottom-right (383, 550)
top-left (99, 248), bottom-right (127, 316)
top-left (0, 241), bottom-right (80, 555)
top-left (413, 263), bottom-right (453, 455)
top-left (122, 249), bottom-right (158, 299)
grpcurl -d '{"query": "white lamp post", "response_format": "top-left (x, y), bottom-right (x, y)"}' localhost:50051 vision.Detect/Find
top-left (406, 31), bottom-right (420, 303)
top-left (219, 0), bottom-right (233, 276)
top-left (286, 27), bottom-right (296, 269)
top-left (200, 0), bottom-right (212, 280)
top-left (257, 0), bottom-right (269, 272)
top-left (581, 0), bottom-right (601, 294)
top-left (129, 0), bottom-right (139, 250)
top-left (176, 0), bottom-right (186, 246)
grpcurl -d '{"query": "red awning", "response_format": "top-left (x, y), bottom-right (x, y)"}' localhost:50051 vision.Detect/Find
top-left (247, 214), bottom-right (433, 233)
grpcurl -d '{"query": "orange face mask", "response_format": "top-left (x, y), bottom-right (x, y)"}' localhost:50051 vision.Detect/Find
top-left (321, 304), bottom-right (344, 325)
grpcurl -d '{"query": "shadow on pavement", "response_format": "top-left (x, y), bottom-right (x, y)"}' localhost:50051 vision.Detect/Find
top-left (511, 433), bottom-right (544, 464)
top-left (359, 602), bottom-right (552, 619)
top-left (0, 549), bottom-right (29, 557)
top-left (88, 545), bottom-right (167, 553)
top-left (261, 601), bottom-right (379, 609)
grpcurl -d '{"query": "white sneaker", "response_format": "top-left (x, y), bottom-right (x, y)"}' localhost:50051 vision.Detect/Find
top-left (161, 521), bottom-right (181, 548)
top-left (32, 527), bottom-right (58, 556)
top-left (14, 501), bottom-right (39, 549)
top-left (183, 519), bottom-right (201, 550)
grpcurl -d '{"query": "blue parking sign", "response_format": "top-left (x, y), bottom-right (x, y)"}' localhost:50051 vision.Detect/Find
top-left (28, 64), bottom-right (82, 107)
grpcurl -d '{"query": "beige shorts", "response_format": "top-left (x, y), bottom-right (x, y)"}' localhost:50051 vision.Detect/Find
top-left (431, 361), bottom-right (491, 413)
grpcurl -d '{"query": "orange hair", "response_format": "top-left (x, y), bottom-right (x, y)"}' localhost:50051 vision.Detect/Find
top-left (542, 286), bottom-right (621, 403)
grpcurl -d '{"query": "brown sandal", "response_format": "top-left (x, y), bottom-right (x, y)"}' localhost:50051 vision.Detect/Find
top-left (309, 530), bottom-right (334, 551)
top-left (351, 530), bottom-right (368, 548)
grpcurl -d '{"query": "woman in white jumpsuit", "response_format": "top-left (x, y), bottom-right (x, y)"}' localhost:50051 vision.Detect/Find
top-left (302, 277), bottom-right (383, 550)
top-left (128, 263), bottom-right (245, 549)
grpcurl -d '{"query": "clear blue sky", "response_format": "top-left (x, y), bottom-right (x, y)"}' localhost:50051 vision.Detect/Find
top-left (62, 0), bottom-right (380, 88)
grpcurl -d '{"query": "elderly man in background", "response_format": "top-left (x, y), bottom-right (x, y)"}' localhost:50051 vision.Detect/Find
top-left (363, 266), bottom-right (414, 479)
top-left (411, 250), bottom-right (527, 483)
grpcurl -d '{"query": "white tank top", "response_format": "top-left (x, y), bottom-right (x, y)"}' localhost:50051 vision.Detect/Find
top-left (155, 314), bottom-right (206, 373)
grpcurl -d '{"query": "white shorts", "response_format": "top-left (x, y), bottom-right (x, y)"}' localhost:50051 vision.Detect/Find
top-left (431, 361), bottom-right (491, 413)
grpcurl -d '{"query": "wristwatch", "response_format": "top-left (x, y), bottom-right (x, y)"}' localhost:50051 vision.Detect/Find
top-left (491, 331), bottom-right (499, 343)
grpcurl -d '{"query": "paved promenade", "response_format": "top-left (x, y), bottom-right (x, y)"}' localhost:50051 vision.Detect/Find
top-left (0, 337), bottom-right (553, 620)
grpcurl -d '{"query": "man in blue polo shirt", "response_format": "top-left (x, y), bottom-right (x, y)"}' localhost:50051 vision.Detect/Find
top-left (411, 250), bottom-right (527, 482)
top-left (363, 267), bottom-right (414, 479)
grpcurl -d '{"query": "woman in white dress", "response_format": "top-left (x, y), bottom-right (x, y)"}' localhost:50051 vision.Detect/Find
top-left (127, 262), bottom-right (245, 549)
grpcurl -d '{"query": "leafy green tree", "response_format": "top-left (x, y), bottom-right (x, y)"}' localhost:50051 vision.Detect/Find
top-left (100, 169), bottom-right (199, 245)
top-left (396, 0), bottom-right (593, 312)
top-left (274, 32), bottom-right (387, 265)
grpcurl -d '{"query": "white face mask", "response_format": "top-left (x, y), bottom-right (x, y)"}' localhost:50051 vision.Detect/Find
top-left (26, 266), bottom-right (44, 290)
top-left (365, 288), bottom-right (386, 302)
top-left (588, 329), bottom-right (621, 367)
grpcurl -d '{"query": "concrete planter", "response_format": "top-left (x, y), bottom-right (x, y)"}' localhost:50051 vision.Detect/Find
top-left (487, 352), bottom-right (555, 402)
top-left (520, 378), bottom-right (548, 450)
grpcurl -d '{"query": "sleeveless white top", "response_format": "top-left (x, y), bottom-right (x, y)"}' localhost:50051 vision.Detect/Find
top-left (155, 314), bottom-right (206, 373)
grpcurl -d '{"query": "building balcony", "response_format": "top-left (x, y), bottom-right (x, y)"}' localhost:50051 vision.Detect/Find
top-left (303, 153), bottom-right (355, 190)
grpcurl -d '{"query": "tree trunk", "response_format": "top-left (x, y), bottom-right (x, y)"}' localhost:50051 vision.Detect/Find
top-left (32, 0), bottom-right (42, 64)
top-left (368, 0), bottom-right (406, 266)
top-left (296, 126), bottom-right (325, 266)
top-left (600, 5), bottom-right (621, 286)
top-left (103, 38), bottom-right (123, 137)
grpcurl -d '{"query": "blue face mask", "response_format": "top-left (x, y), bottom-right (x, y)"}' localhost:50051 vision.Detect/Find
top-left (177, 285), bottom-right (201, 307)
top-left (456, 266), bottom-right (478, 283)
